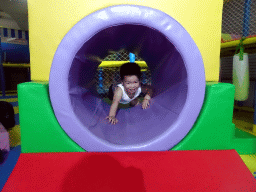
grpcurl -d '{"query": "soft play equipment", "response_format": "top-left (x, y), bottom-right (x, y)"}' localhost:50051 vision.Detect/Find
top-left (25, 0), bottom-right (217, 152)
top-left (233, 53), bottom-right (249, 101)
top-left (49, 5), bottom-right (205, 151)
top-left (17, 1), bottom-right (256, 153)
top-left (2, 150), bottom-right (256, 191)
top-left (232, 38), bottom-right (250, 101)
top-left (2, 1), bottom-right (256, 191)
top-left (29, 0), bottom-right (222, 81)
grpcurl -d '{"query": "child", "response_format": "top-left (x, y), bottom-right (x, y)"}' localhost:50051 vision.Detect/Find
top-left (0, 101), bottom-right (15, 164)
top-left (106, 62), bottom-right (153, 125)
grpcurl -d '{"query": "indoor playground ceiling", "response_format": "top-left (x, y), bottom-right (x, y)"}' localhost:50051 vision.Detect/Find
top-left (0, 0), bottom-right (28, 30)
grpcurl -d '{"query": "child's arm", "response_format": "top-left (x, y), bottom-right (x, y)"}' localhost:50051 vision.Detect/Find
top-left (106, 87), bottom-right (122, 124)
top-left (142, 84), bottom-right (153, 97)
top-left (141, 84), bottom-right (154, 109)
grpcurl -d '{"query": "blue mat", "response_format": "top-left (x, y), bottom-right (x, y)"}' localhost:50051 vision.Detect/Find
top-left (15, 114), bottom-right (19, 125)
top-left (11, 101), bottom-right (19, 107)
top-left (0, 145), bottom-right (21, 191)
top-left (0, 95), bottom-right (18, 99)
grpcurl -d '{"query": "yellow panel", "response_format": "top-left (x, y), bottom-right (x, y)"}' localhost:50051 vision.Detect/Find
top-left (0, 98), bottom-right (18, 103)
top-left (253, 124), bottom-right (256, 133)
top-left (221, 37), bottom-right (256, 49)
top-left (9, 125), bottom-right (21, 147)
top-left (240, 154), bottom-right (256, 175)
top-left (28, 0), bottom-right (223, 82)
top-left (3, 64), bottom-right (30, 68)
top-left (99, 61), bottom-right (147, 68)
top-left (14, 106), bottom-right (19, 114)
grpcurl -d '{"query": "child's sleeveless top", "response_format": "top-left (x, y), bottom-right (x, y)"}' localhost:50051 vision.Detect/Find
top-left (117, 84), bottom-right (141, 104)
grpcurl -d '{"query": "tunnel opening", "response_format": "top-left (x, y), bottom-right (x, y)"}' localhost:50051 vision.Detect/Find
top-left (49, 5), bottom-right (205, 151)
top-left (68, 24), bottom-right (188, 145)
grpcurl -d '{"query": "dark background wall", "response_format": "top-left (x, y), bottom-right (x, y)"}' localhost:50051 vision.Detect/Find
top-left (1, 43), bottom-right (30, 63)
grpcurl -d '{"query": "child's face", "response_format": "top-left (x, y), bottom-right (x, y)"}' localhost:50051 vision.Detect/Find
top-left (122, 75), bottom-right (140, 94)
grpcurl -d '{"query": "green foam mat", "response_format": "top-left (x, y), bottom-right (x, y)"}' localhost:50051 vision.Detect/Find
top-left (18, 82), bottom-right (256, 154)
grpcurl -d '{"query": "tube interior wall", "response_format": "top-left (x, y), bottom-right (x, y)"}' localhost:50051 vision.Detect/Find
top-left (68, 25), bottom-right (187, 145)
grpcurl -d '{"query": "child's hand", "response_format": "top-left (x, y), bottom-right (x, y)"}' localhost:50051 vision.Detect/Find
top-left (106, 116), bottom-right (118, 125)
top-left (142, 99), bottom-right (150, 109)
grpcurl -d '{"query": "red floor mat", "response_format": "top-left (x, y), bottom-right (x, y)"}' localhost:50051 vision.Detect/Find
top-left (2, 150), bottom-right (256, 191)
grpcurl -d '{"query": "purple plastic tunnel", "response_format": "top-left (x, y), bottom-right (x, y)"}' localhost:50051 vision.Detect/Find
top-left (49, 5), bottom-right (205, 152)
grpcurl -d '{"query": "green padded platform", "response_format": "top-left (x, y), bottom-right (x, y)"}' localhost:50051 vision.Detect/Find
top-left (18, 82), bottom-right (85, 153)
top-left (172, 82), bottom-right (256, 154)
top-left (18, 82), bottom-right (256, 154)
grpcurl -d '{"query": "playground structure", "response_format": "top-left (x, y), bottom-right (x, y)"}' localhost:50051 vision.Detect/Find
top-left (22, 0), bottom-right (221, 152)
top-left (16, 0), bottom-right (256, 153)
top-left (1, 0), bottom-right (256, 191)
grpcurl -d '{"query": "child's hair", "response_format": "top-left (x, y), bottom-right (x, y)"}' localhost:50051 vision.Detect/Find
top-left (120, 62), bottom-right (141, 81)
top-left (0, 101), bottom-right (15, 131)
